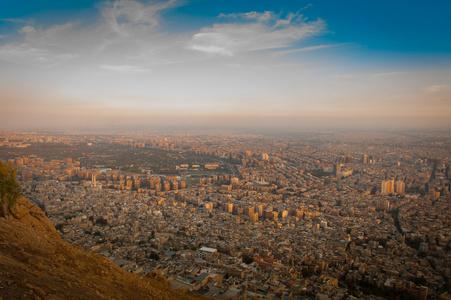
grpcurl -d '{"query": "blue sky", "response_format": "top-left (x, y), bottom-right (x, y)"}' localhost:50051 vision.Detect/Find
top-left (1, 0), bottom-right (450, 129)
top-left (3, 0), bottom-right (449, 52)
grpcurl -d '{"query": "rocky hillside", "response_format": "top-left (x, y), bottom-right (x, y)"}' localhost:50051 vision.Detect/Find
top-left (2, 196), bottom-right (60, 240)
top-left (0, 197), bottom-right (199, 299)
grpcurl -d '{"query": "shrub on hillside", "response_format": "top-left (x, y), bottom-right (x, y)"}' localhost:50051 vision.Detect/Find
top-left (0, 160), bottom-right (21, 217)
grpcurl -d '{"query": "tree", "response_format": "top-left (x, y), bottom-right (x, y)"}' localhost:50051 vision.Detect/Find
top-left (95, 217), bottom-right (108, 225)
top-left (0, 160), bottom-right (21, 217)
top-left (301, 267), bottom-right (310, 277)
top-left (242, 255), bottom-right (254, 264)
top-left (149, 252), bottom-right (160, 260)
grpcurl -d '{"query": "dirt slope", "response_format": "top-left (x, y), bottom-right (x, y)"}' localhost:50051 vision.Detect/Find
top-left (0, 198), bottom-right (199, 300)
top-left (2, 196), bottom-right (60, 240)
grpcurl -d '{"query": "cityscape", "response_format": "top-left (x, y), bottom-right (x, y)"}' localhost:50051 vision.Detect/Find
top-left (1, 0), bottom-right (451, 298)
top-left (1, 129), bottom-right (450, 299)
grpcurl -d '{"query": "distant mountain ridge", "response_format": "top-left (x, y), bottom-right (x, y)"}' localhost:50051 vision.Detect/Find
top-left (0, 196), bottom-right (199, 299)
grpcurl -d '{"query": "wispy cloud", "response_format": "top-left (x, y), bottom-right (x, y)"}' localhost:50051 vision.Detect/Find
top-left (219, 11), bottom-right (275, 22)
top-left (1, 18), bottom-right (32, 24)
top-left (0, 1), bottom-right (326, 69)
top-left (188, 12), bottom-right (326, 56)
top-left (100, 64), bottom-right (149, 73)
top-left (92, 0), bottom-right (187, 62)
top-left (0, 0), bottom-right (182, 67)
top-left (272, 44), bottom-right (342, 56)
top-left (330, 71), bottom-right (406, 80)
top-left (100, 0), bottom-right (179, 36)
top-left (218, 10), bottom-right (310, 28)
top-left (189, 43), bottom-right (233, 56)
top-left (371, 71), bottom-right (405, 78)
top-left (19, 23), bottom-right (75, 46)
top-left (0, 43), bottom-right (77, 66)
top-left (0, 22), bottom-right (78, 66)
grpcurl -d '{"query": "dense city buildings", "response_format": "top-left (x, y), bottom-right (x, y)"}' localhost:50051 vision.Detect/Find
top-left (1, 129), bottom-right (450, 299)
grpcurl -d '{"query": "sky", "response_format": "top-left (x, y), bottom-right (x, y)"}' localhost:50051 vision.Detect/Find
top-left (1, 0), bottom-right (450, 130)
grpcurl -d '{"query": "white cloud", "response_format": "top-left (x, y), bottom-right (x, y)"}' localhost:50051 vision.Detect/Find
top-left (100, 0), bottom-right (179, 36)
top-left (0, 43), bottom-right (77, 65)
top-left (189, 43), bottom-right (233, 56)
top-left (330, 71), bottom-right (406, 80)
top-left (274, 12), bottom-right (302, 28)
top-left (0, 1), bottom-right (184, 68)
top-left (89, 0), bottom-right (186, 63)
top-left (219, 11), bottom-right (275, 22)
top-left (371, 71), bottom-right (405, 78)
top-left (188, 12), bottom-right (325, 56)
top-left (19, 23), bottom-right (75, 46)
top-left (0, 2), bottom-right (325, 72)
top-left (0, 22), bottom-right (78, 66)
top-left (1, 18), bottom-right (32, 24)
top-left (100, 64), bottom-right (150, 73)
top-left (272, 44), bottom-right (341, 56)
top-left (219, 10), bottom-right (308, 28)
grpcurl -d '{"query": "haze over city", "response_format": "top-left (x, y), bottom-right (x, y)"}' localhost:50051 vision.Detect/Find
top-left (1, 0), bottom-right (451, 130)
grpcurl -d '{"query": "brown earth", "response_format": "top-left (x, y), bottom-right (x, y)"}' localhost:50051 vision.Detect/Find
top-left (2, 196), bottom-right (60, 240)
top-left (0, 197), bottom-right (201, 299)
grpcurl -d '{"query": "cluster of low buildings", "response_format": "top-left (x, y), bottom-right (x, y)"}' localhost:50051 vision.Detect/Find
top-left (2, 130), bottom-right (451, 299)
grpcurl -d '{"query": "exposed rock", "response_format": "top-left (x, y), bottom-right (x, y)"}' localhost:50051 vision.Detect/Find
top-left (3, 196), bottom-right (60, 239)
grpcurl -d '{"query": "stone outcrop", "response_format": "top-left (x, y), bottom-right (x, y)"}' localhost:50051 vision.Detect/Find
top-left (2, 196), bottom-right (60, 239)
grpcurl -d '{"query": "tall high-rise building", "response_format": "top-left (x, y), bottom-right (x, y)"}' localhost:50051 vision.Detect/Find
top-left (396, 180), bottom-right (406, 194)
top-left (334, 164), bottom-right (342, 176)
top-left (133, 179), bottom-right (140, 188)
top-left (171, 181), bottom-right (178, 190)
top-left (381, 180), bottom-right (395, 194)
top-left (256, 204), bottom-right (264, 216)
top-left (227, 203), bottom-right (234, 213)
top-left (205, 203), bottom-right (214, 213)
top-left (363, 154), bottom-right (368, 164)
top-left (244, 206), bottom-right (255, 216)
